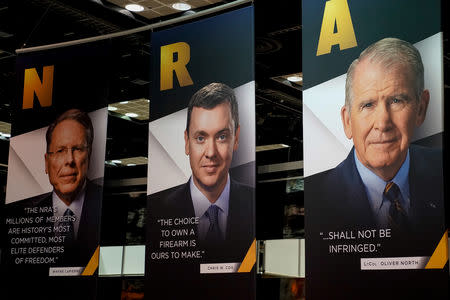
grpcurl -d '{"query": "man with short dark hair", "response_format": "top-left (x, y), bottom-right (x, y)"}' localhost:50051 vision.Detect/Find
top-left (150, 82), bottom-right (253, 261)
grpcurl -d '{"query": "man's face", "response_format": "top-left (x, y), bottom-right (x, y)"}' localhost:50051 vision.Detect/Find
top-left (341, 59), bottom-right (429, 180)
top-left (45, 119), bottom-right (89, 204)
top-left (185, 102), bottom-right (240, 195)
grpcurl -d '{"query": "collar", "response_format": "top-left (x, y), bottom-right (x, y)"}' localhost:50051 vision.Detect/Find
top-left (52, 181), bottom-right (86, 219)
top-left (190, 175), bottom-right (230, 218)
top-left (354, 150), bottom-right (410, 211)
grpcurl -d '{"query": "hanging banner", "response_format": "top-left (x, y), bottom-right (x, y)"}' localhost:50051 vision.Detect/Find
top-left (303, 0), bottom-right (447, 299)
top-left (146, 6), bottom-right (255, 300)
top-left (3, 42), bottom-right (109, 278)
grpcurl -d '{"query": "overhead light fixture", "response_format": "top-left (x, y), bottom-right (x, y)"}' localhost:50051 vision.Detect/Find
top-left (127, 163), bottom-right (137, 167)
top-left (172, 2), bottom-right (191, 11)
top-left (108, 106), bottom-right (118, 111)
top-left (287, 76), bottom-right (302, 83)
top-left (112, 160), bottom-right (122, 164)
top-left (125, 4), bottom-right (144, 12)
top-left (125, 112), bottom-right (139, 118)
top-left (120, 101), bottom-right (129, 104)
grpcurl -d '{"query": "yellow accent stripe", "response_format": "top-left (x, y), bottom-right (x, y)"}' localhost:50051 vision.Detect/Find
top-left (238, 239), bottom-right (256, 273)
top-left (384, 182), bottom-right (393, 193)
top-left (81, 246), bottom-right (100, 276)
top-left (425, 230), bottom-right (448, 269)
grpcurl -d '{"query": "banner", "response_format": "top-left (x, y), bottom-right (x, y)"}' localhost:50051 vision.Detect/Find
top-left (303, 0), bottom-right (447, 299)
top-left (3, 42), bottom-right (109, 279)
top-left (146, 6), bottom-right (256, 300)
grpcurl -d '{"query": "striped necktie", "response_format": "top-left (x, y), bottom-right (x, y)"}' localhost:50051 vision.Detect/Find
top-left (205, 205), bottom-right (223, 242)
top-left (384, 182), bottom-right (409, 231)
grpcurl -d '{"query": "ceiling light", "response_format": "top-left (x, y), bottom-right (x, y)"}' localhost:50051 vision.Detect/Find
top-left (120, 101), bottom-right (129, 104)
top-left (125, 112), bottom-right (139, 118)
top-left (2, 133), bottom-right (11, 138)
top-left (125, 4), bottom-right (144, 12)
top-left (287, 76), bottom-right (302, 83)
top-left (127, 163), bottom-right (137, 167)
top-left (112, 160), bottom-right (122, 164)
top-left (172, 2), bottom-right (191, 11)
top-left (108, 106), bottom-right (118, 111)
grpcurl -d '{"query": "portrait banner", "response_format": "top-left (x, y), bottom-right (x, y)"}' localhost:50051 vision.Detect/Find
top-left (303, 1), bottom-right (448, 299)
top-left (146, 6), bottom-right (256, 300)
top-left (2, 41), bottom-right (109, 280)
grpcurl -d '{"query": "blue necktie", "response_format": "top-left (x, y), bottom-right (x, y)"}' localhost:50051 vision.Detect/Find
top-left (61, 208), bottom-right (75, 243)
top-left (205, 205), bottom-right (222, 242)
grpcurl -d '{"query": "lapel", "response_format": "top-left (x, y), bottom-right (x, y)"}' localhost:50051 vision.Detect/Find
top-left (181, 181), bottom-right (196, 217)
top-left (77, 180), bottom-right (102, 243)
top-left (225, 179), bottom-right (253, 242)
top-left (408, 145), bottom-right (442, 228)
top-left (339, 148), bottom-right (377, 227)
top-left (226, 179), bottom-right (237, 240)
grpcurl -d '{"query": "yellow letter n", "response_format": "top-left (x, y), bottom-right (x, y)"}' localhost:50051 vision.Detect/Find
top-left (160, 42), bottom-right (193, 91)
top-left (316, 0), bottom-right (357, 56)
top-left (22, 65), bottom-right (54, 109)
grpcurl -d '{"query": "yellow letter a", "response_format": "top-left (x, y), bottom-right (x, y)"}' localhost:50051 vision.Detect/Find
top-left (22, 65), bottom-right (54, 109)
top-left (316, 0), bottom-right (357, 56)
top-left (160, 42), bottom-right (193, 91)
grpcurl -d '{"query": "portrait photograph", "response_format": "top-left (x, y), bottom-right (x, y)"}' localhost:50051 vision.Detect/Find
top-left (4, 107), bottom-right (107, 274)
top-left (147, 81), bottom-right (255, 264)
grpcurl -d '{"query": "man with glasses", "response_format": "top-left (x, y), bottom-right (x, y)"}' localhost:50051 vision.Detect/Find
top-left (10, 109), bottom-right (102, 268)
top-left (43, 109), bottom-right (102, 266)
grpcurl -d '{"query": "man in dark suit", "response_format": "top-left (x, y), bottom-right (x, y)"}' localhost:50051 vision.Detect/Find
top-left (4, 109), bottom-right (102, 271)
top-left (306, 38), bottom-right (446, 300)
top-left (149, 83), bottom-right (254, 263)
top-left (307, 37), bottom-right (444, 235)
top-left (147, 83), bottom-right (255, 300)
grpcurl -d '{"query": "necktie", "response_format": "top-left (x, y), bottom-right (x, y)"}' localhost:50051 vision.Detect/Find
top-left (384, 182), bottom-right (409, 231)
top-left (61, 208), bottom-right (75, 243)
top-left (205, 205), bottom-right (222, 242)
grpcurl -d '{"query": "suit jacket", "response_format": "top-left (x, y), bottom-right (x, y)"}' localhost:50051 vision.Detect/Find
top-left (146, 178), bottom-right (255, 300)
top-left (305, 145), bottom-right (446, 300)
top-left (4, 180), bottom-right (102, 272)
top-left (149, 178), bottom-right (254, 262)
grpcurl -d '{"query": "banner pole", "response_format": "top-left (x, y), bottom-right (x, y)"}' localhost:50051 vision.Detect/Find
top-left (16, 0), bottom-right (252, 54)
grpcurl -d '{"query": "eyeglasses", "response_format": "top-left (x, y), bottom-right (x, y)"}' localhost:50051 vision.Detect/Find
top-left (47, 146), bottom-right (88, 160)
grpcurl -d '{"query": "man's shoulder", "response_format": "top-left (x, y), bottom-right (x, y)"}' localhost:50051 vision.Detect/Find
top-left (410, 144), bottom-right (442, 164)
top-left (305, 167), bottom-right (343, 205)
top-left (304, 150), bottom-right (367, 215)
top-left (409, 144), bottom-right (443, 183)
top-left (164, 182), bottom-right (190, 203)
top-left (6, 192), bottom-right (52, 209)
top-left (230, 179), bottom-right (253, 195)
top-left (306, 153), bottom-right (354, 190)
top-left (148, 182), bottom-right (192, 217)
top-left (229, 179), bottom-right (254, 214)
top-left (85, 180), bottom-right (103, 196)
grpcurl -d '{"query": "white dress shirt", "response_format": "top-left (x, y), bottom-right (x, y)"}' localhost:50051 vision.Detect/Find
top-left (190, 175), bottom-right (230, 240)
top-left (52, 183), bottom-right (86, 239)
top-left (354, 150), bottom-right (410, 227)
